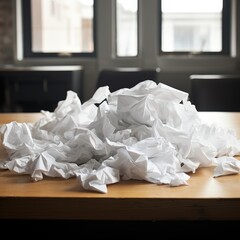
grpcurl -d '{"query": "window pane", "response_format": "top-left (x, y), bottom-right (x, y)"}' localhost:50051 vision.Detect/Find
top-left (116, 0), bottom-right (138, 57)
top-left (31, 0), bottom-right (94, 53)
top-left (161, 0), bottom-right (223, 53)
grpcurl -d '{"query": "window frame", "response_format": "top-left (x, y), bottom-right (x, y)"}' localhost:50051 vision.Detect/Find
top-left (21, 0), bottom-right (97, 58)
top-left (158, 0), bottom-right (231, 56)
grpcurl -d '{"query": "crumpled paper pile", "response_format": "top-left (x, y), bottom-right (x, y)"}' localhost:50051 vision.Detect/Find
top-left (1, 80), bottom-right (240, 193)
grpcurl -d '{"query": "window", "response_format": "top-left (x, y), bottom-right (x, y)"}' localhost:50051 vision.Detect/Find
top-left (160, 0), bottom-right (230, 55)
top-left (19, 0), bottom-right (231, 60)
top-left (116, 0), bottom-right (138, 57)
top-left (22, 0), bottom-right (96, 58)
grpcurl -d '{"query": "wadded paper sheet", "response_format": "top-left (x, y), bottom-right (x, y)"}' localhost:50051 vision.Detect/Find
top-left (1, 80), bottom-right (240, 193)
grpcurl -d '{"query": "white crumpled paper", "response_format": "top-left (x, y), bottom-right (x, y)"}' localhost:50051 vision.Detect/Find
top-left (1, 80), bottom-right (240, 193)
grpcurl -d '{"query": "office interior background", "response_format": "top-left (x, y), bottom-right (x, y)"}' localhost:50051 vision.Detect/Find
top-left (0, 0), bottom-right (239, 112)
top-left (1, 1), bottom-right (240, 233)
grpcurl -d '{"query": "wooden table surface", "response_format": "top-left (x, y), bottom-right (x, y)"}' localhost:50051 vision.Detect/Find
top-left (0, 112), bottom-right (240, 220)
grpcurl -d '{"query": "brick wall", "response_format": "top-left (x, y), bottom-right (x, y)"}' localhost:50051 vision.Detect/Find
top-left (0, 0), bottom-right (14, 63)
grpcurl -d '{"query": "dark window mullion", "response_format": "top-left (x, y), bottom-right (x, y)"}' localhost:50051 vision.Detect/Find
top-left (22, 0), bottom-right (32, 58)
top-left (222, 0), bottom-right (231, 55)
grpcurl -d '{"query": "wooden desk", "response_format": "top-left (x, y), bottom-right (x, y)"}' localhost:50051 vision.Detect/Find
top-left (0, 112), bottom-right (240, 220)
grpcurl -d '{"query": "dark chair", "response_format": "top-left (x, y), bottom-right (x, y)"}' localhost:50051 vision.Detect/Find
top-left (190, 74), bottom-right (240, 111)
top-left (96, 67), bottom-right (159, 92)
